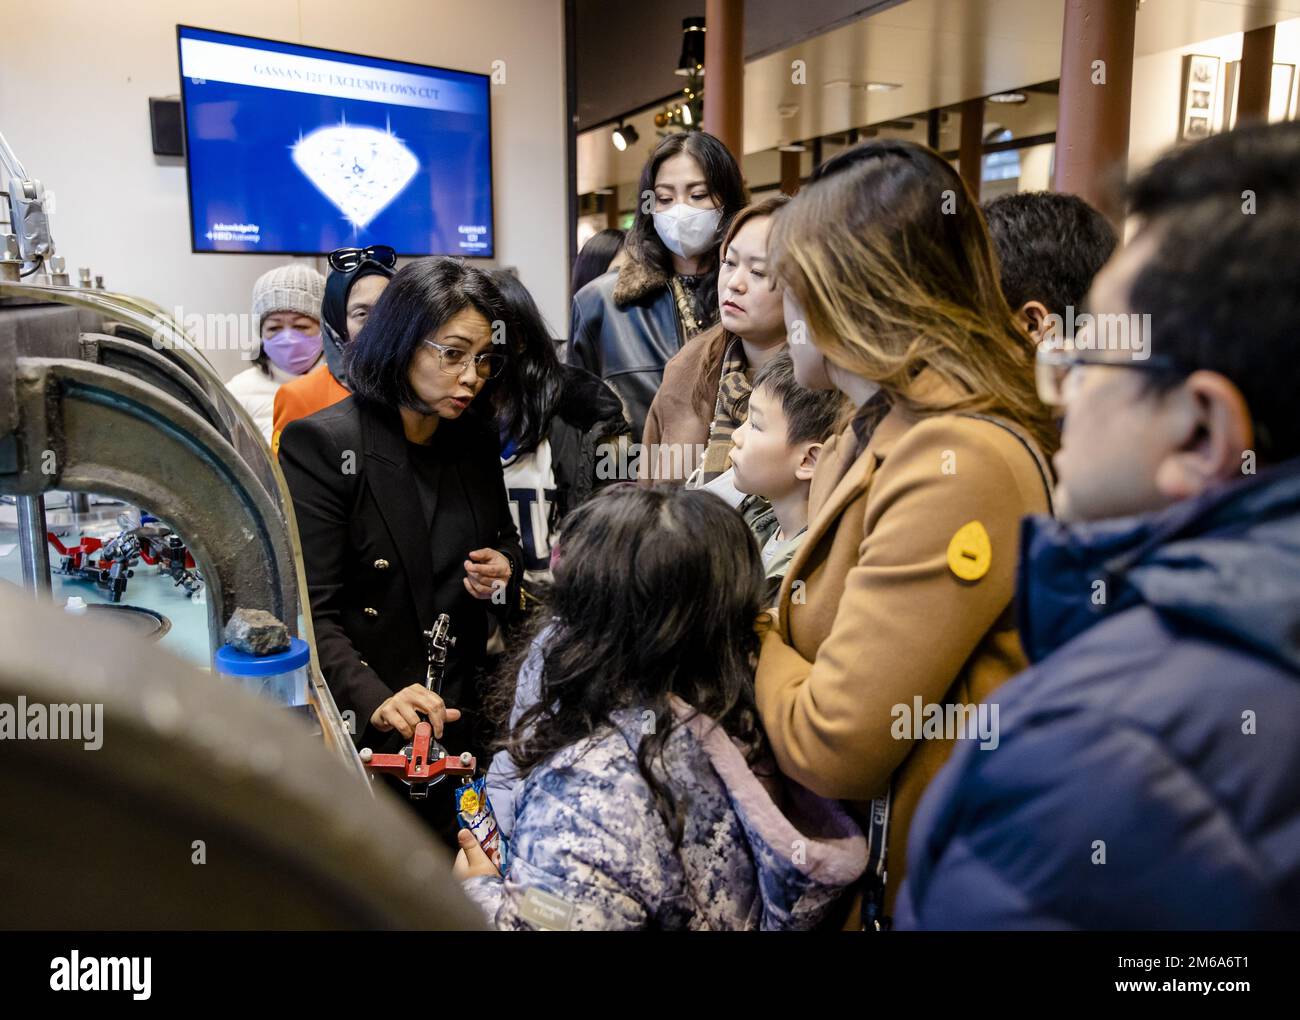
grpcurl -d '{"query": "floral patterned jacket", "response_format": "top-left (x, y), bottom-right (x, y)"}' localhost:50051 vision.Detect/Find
top-left (464, 697), bottom-right (867, 930)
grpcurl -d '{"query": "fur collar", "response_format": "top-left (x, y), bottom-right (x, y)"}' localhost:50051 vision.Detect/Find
top-left (612, 256), bottom-right (670, 307)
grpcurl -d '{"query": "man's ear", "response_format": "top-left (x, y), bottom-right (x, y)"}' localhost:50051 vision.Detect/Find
top-left (1153, 370), bottom-right (1255, 501)
top-left (795, 441), bottom-right (823, 482)
top-left (1019, 300), bottom-right (1052, 341)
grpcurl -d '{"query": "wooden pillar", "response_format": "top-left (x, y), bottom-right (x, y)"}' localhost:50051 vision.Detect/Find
top-left (604, 192), bottom-right (619, 230)
top-left (703, 0), bottom-right (744, 160)
top-left (958, 97), bottom-right (984, 196)
top-left (780, 148), bottom-right (801, 195)
top-left (1236, 24), bottom-right (1276, 125)
top-left (1053, 0), bottom-right (1137, 227)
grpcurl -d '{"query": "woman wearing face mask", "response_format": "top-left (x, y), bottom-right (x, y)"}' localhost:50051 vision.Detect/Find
top-left (756, 140), bottom-right (1058, 927)
top-left (271, 245), bottom-right (396, 455)
top-left (278, 258), bottom-right (522, 847)
top-left (226, 263), bottom-right (326, 444)
top-left (569, 132), bottom-right (748, 441)
top-left (641, 194), bottom-right (790, 488)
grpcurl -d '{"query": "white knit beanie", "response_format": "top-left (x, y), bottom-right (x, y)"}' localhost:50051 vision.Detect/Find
top-left (251, 264), bottom-right (326, 353)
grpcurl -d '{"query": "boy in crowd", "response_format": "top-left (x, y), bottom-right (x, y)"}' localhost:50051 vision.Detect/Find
top-left (982, 191), bottom-right (1117, 341)
top-left (897, 120), bottom-right (1300, 930)
top-left (728, 352), bottom-right (846, 604)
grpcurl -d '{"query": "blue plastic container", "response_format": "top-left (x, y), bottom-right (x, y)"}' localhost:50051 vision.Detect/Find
top-left (214, 637), bottom-right (311, 706)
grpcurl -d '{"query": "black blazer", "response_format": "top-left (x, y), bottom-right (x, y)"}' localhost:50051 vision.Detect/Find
top-left (279, 396), bottom-right (521, 751)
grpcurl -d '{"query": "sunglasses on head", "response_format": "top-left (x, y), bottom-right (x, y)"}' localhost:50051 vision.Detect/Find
top-left (328, 245), bottom-right (398, 273)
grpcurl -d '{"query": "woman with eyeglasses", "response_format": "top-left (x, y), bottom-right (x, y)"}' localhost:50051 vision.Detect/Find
top-left (279, 257), bottom-right (522, 846)
top-left (271, 244), bottom-right (397, 455)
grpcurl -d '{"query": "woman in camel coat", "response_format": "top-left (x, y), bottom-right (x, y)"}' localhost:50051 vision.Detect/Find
top-left (757, 139), bottom-right (1057, 926)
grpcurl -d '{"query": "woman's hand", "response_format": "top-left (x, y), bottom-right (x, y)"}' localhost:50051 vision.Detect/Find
top-left (369, 684), bottom-right (461, 740)
top-left (453, 828), bottom-right (501, 880)
top-left (463, 547), bottom-right (512, 600)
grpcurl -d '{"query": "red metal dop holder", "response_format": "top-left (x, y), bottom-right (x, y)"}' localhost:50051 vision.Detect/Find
top-left (359, 720), bottom-right (476, 799)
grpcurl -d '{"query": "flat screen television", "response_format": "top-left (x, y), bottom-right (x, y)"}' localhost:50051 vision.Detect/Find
top-left (176, 25), bottom-right (493, 257)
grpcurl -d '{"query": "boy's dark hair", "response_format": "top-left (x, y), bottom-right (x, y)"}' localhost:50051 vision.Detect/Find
top-left (982, 191), bottom-right (1117, 318)
top-left (346, 257), bottom-right (506, 412)
top-left (1122, 120), bottom-right (1300, 463)
top-left (492, 485), bottom-right (767, 848)
top-left (751, 352), bottom-right (848, 446)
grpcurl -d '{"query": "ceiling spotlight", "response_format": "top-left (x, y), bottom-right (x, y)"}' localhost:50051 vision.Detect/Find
top-left (676, 17), bottom-right (706, 76)
top-left (824, 79), bottom-right (901, 92)
top-left (612, 123), bottom-right (639, 151)
top-left (987, 91), bottom-right (1028, 104)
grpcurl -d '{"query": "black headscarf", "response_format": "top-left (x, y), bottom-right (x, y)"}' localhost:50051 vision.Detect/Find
top-left (320, 260), bottom-right (395, 387)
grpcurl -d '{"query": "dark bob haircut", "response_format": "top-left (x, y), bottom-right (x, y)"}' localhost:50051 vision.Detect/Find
top-left (346, 257), bottom-right (507, 412)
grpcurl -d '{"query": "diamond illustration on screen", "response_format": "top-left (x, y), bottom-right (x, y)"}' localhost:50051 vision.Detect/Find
top-left (291, 117), bottom-right (419, 230)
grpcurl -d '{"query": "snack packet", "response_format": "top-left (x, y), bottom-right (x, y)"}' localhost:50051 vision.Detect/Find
top-left (456, 775), bottom-right (506, 873)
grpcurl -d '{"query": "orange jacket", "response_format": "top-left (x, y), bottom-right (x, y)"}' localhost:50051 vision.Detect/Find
top-left (271, 363), bottom-right (349, 456)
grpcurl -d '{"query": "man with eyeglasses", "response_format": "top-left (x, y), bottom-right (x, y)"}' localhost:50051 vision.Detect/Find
top-left (896, 120), bottom-right (1300, 930)
top-left (272, 245), bottom-right (397, 455)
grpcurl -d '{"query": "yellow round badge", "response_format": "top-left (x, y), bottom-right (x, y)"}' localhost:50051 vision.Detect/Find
top-left (947, 520), bottom-right (992, 581)
top-left (458, 787), bottom-right (480, 816)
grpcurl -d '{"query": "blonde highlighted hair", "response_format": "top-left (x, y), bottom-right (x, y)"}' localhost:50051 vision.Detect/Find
top-left (768, 139), bottom-right (1057, 456)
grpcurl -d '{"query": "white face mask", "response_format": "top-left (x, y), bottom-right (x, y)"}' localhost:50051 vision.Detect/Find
top-left (653, 203), bottom-right (722, 259)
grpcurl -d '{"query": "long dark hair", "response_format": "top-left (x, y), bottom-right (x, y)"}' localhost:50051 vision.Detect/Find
top-left (490, 270), bottom-right (564, 457)
top-left (625, 132), bottom-right (748, 284)
top-left (493, 485), bottom-right (768, 846)
top-left (571, 228), bottom-right (625, 297)
top-left (346, 257), bottom-right (507, 414)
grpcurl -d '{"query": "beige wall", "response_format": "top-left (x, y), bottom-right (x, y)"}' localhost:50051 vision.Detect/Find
top-left (0, 0), bottom-right (567, 379)
top-left (1129, 17), bottom-right (1300, 175)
